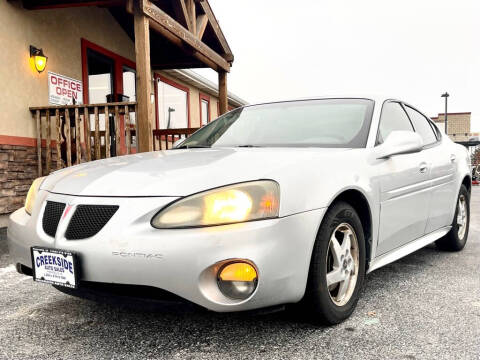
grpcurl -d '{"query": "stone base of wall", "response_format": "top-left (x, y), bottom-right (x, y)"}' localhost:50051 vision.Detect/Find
top-left (0, 145), bottom-right (58, 215)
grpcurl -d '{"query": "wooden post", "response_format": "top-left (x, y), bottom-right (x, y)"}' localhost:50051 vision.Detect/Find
top-left (65, 110), bottom-right (72, 167)
top-left (94, 106), bottom-right (101, 160)
top-left (55, 109), bottom-right (62, 169)
top-left (125, 105), bottom-right (131, 154)
top-left (104, 105), bottom-right (110, 158)
top-left (74, 108), bottom-right (81, 164)
top-left (45, 110), bottom-right (51, 174)
top-left (114, 106), bottom-right (121, 156)
top-left (35, 110), bottom-right (42, 177)
top-left (84, 107), bottom-right (91, 162)
top-left (134, 1), bottom-right (153, 153)
top-left (218, 70), bottom-right (227, 115)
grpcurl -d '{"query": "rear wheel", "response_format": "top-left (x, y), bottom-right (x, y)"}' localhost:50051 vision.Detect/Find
top-left (303, 202), bottom-right (366, 325)
top-left (435, 185), bottom-right (470, 251)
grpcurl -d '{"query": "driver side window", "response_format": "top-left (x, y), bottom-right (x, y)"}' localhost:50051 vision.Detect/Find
top-left (376, 102), bottom-right (414, 145)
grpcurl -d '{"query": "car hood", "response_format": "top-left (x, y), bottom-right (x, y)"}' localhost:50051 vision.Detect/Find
top-left (41, 147), bottom-right (348, 197)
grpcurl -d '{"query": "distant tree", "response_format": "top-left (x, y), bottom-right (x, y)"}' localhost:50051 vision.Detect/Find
top-left (471, 147), bottom-right (480, 166)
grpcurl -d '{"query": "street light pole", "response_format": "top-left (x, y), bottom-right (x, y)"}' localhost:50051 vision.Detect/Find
top-left (441, 92), bottom-right (449, 135)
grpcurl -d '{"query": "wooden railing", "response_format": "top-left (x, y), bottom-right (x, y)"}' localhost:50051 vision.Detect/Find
top-left (29, 102), bottom-right (137, 176)
top-left (152, 128), bottom-right (199, 150)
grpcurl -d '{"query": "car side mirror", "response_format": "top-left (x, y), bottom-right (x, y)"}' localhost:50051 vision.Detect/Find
top-left (376, 131), bottom-right (423, 159)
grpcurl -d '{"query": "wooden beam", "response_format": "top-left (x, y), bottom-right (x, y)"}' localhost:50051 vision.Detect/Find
top-left (218, 70), bottom-right (227, 115)
top-left (134, 0), bottom-right (153, 152)
top-left (186, 0), bottom-right (196, 35)
top-left (196, 14), bottom-right (208, 39)
top-left (199, 1), bottom-right (233, 62)
top-left (143, 0), bottom-right (230, 72)
top-left (172, 0), bottom-right (191, 31)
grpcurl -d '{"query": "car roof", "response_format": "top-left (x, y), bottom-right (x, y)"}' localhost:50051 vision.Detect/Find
top-left (241, 95), bottom-right (402, 108)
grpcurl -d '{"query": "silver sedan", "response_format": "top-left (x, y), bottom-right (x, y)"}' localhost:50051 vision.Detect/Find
top-left (8, 96), bottom-right (471, 324)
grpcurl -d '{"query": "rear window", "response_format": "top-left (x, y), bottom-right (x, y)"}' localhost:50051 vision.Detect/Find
top-left (404, 106), bottom-right (437, 146)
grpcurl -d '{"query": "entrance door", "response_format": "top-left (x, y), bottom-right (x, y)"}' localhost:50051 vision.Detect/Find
top-left (82, 39), bottom-right (137, 156)
top-left (86, 48), bottom-right (115, 155)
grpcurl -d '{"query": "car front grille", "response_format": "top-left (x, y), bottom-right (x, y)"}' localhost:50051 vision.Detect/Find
top-left (65, 205), bottom-right (119, 240)
top-left (42, 201), bottom-right (66, 237)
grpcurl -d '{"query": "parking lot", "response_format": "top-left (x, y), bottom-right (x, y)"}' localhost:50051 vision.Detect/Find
top-left (1, 189), bottom-right (479, 360)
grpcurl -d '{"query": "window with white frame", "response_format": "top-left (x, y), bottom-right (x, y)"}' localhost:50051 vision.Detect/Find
top-left (156, 78), bottom-right (188, 129)
top-left (201, 97), bottom-right (210, 126)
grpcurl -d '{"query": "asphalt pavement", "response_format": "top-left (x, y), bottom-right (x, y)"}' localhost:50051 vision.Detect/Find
top-left (1, 189), bottom-right (480, 359)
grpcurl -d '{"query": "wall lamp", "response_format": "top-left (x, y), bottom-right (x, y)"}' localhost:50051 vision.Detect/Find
top-left (30, 45), bottom-right (47, 73)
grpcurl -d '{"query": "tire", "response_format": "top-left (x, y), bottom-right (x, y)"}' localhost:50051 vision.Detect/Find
top-left (435, 185), bottom-right (470, 252)
top-left (303, 201), bottom-right (366, 325)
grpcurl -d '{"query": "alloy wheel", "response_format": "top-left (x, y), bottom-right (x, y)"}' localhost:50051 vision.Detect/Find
top-left (325, 223), bottom-right (359, 307)
top-left (457, 194), bottom-right (467, 240)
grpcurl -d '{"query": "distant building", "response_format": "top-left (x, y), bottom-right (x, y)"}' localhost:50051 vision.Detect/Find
top-left (431, 112), bottom-right (479, 142)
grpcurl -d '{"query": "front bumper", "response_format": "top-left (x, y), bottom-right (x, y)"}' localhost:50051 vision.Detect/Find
top-left (8, 191), bottom-right (325, 312)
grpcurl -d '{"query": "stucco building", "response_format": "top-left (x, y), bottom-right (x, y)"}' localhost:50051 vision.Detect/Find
top-left (0, 0), bottom-right (246, 221)
top-left (431, 112), bottom-right (475, 142)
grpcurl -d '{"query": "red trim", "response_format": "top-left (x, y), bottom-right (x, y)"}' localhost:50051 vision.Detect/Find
top-left (81, 38), bottom-right (135, 104)
top-left (0, 135), bottom-right (56, 148)
top-left (81, 39), bottom-right (136, 154)
top-left (199, 93), bottom-right (210, 125)
top-left (153, 73), bottom-right (191, 129)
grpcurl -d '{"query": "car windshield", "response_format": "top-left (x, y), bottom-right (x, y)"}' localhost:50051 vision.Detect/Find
top-left (176, 98), bottom-right (374, 148)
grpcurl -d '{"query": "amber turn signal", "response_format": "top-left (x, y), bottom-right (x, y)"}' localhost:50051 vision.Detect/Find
top-left (217, 262), bottom-right (258, 300)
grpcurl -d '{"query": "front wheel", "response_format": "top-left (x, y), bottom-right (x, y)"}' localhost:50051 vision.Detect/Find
top-left (303, 202), bottom-right (366, 325)
top-left (435, 184), bottom-right (470, 251)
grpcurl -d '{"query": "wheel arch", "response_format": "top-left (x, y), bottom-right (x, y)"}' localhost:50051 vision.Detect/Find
top-left (328, 189), bottom-right (373, 266)
top-left (462, 175), bottom-right (471, 196)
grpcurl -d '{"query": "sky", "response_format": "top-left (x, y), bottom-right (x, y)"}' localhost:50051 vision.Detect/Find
top-left (195, 0), bottom-right (480, 130)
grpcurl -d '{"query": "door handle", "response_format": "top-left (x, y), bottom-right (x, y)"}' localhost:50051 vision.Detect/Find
top-left (450, 154), bottom-right (456, 163)
top-left (419, 163), bottom-right (428, 173)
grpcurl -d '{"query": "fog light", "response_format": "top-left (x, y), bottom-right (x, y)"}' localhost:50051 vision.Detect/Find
top-left (217, 262), bottom-right (258, 300)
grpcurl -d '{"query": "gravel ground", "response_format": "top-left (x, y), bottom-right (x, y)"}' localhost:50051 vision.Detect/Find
top-left (1, 190), bottom-right (480, 360)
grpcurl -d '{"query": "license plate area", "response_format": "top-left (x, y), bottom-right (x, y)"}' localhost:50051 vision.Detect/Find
top-left (31, 247), bottom-right (79, 289)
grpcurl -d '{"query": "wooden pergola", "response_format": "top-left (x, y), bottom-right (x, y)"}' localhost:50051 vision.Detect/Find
top-left (25, 0), bottom-right (234, 153)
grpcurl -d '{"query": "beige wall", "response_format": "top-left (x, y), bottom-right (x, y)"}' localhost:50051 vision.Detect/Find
top-left (433, 113), bottom-right (471, 141)
top-left (0, 1), bottom-right (135, 139)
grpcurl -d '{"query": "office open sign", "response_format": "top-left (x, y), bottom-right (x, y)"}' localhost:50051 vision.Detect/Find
top-left (48, 72), bottom-right (83, 105)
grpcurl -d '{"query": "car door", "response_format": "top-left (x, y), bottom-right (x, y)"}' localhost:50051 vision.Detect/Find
top-left (403, 105), bottom-right (457, 233)
top-left (375, 101), bottom-right (431, 256)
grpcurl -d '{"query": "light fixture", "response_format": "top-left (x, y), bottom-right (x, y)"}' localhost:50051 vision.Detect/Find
top-left (30, 45), bottom-right (47, 73)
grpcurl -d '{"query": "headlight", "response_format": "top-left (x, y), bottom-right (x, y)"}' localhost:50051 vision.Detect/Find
top-left (151, 180), bottom-right (280, 228)
top-left (25, 177), bottom-right (45, 215)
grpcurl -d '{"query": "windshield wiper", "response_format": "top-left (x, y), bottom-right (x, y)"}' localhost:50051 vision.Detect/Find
top-left (174, 145), bottom-right (211, 149)
top-left (236, 145), bottom-right (262, 148)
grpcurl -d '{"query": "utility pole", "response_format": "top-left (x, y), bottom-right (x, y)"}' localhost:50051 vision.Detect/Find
top-left (441, 92), bottom-right (449, 135)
